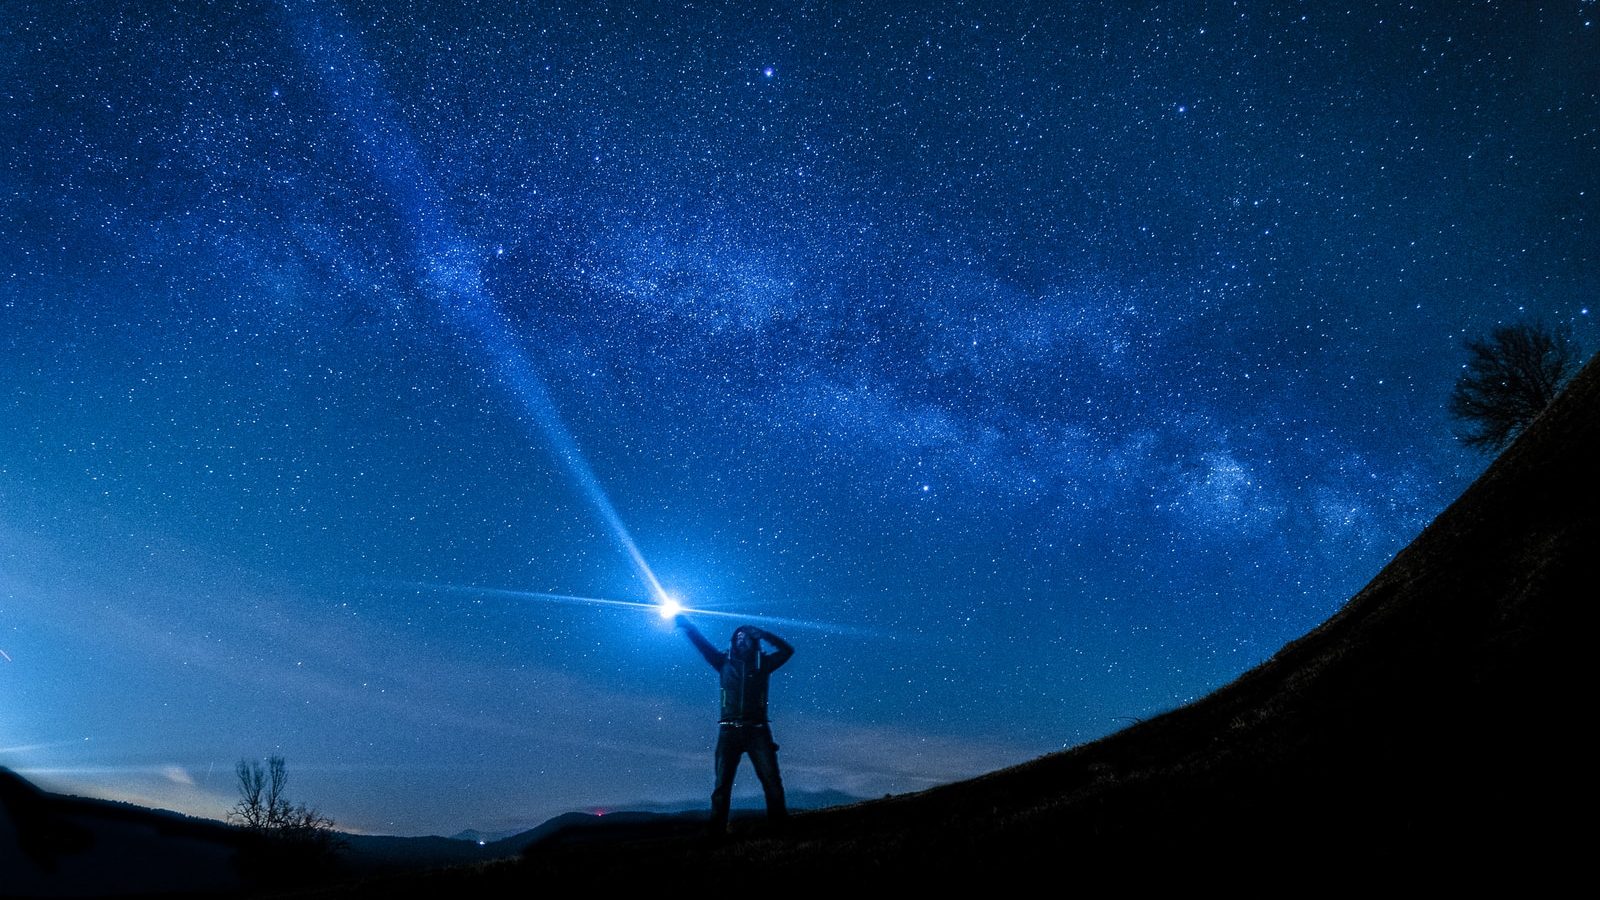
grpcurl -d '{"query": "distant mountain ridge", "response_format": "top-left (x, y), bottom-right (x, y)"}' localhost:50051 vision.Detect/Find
top-left (448, 788), bottom-right (862, 847)
top-left (1, 768), bottom-right (863, 894)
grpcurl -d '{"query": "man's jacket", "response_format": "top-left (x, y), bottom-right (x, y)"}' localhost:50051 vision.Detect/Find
top-left (685, 626), bottom-right (793, 725)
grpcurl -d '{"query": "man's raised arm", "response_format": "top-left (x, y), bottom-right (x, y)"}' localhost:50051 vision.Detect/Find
top-left (676, 615), bottom-right (725, 670)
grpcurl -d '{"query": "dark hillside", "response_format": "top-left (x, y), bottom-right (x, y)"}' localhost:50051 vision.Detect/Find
top-left (287, 353), bottom-right (1596, 894)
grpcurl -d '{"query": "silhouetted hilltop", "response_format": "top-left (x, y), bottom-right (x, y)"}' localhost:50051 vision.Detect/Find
top-left (1, 767), bottom-right (250, 895)
top-left (0, 774), bottom-right (856, 894)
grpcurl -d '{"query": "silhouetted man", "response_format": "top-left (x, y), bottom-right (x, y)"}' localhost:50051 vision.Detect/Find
top-left (676, 615), bottom-right (794, 835)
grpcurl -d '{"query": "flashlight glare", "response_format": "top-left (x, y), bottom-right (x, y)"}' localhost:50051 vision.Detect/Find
top-left (658, 596), bottom-right (683, 619)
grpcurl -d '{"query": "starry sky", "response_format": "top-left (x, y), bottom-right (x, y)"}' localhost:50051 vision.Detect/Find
top-left (2, 1), bottom-right (1595, 836)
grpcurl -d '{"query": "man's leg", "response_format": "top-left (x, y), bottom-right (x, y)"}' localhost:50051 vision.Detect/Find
top-left (748, 726), bottom-right (788, 822)
top-left (709, 726), bottom-right (742, 835)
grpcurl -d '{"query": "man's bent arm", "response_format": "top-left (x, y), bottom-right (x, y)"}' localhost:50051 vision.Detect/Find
top-left (757, 629), bottom-right (794, 670)
top-left (677, 615), bottom-right (725, 670)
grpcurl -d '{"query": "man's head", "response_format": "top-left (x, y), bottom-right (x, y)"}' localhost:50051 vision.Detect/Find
top-left (731, 626), bottom-right (759, 659)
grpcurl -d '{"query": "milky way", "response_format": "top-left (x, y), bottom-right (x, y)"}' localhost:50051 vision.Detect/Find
top-left (2, 1), bottom-right (1594, 834)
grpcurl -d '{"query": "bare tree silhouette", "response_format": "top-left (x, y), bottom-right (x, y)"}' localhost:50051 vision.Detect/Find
top-left (1449, 321), bottom-right (1581, 451)
top-left (229, 756), bottom-right (340, 847)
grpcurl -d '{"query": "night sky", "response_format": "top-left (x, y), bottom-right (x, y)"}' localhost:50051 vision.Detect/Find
top-left (2, 1), bottom-right (1594, 836)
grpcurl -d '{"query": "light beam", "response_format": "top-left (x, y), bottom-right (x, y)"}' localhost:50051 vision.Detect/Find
top-left (284, 4), bottom-right (668, 604)
top-left (411, 582), bottom-right (888, 638)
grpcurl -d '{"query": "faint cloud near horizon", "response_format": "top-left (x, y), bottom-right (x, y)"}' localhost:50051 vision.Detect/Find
top-left (18, 764), bottom-right (233, 823)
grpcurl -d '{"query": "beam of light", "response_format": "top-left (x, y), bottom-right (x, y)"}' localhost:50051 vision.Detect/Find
top-left (282, 4), bottom-right (667, 604)
top-left (0, 648), bottom-right (11, 662)
top-left (423, 583), bottom-right (665, 616)
top-left (411, 582), bottom-right (890, 639)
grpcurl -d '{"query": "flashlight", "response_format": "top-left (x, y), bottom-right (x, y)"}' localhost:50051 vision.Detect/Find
top-left (657, 595), bottom-right (683, 620)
